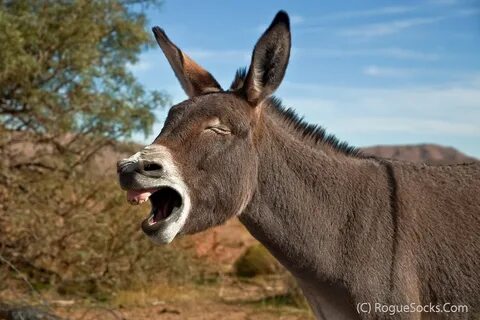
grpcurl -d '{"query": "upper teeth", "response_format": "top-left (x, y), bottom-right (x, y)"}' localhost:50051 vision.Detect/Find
top-left (128, 197), bottom-right (149, 205)
top-left (127, 190), bottom-right (153, 205)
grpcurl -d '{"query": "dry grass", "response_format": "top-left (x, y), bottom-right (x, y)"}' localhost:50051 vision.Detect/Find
top-left (111, 282), bottom-right (215, 308)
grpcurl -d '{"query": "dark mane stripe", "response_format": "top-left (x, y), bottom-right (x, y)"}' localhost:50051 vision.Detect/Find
top-left (229, 67), bottom-right (248, 91)
top-left (268, 97), bottom-right (361, 157)
top-left (230, 67), bottom-right (361, 157)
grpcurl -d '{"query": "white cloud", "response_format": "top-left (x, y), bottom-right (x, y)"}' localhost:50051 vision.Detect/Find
top-left (290, 15), bottom-right (305, 24)
top-left (427, 0), bottom-right (459, 6)
top-left (336, 8), bottom-right (477, 39)
top-left (126, 60), bottom-right (152, 73)
top-left (284, 76), bottom-right (480, 111)
top-left (321, 6), bottom-right (416, 21)
top-left (455, 8), bottom-right (480, 16)
top-left (374, 48), bottom-right (440, 60)
top-left (294, 47), bottom-right (440, 61)
top-left (280, 75), bottom-right (480, 138)
top-left (363, 65), bottom-right (418, 78)
top-left (334, 117), bottom-right (480, 135)
top-left (186, 49), bottom-right (250, 62)
top-left (339, 17), bottom-right (443, 38)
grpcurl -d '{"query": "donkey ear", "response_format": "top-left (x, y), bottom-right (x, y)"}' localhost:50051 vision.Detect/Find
top-left (152, 27), bottom-right (222, 98)
top-left (242, 11), bottom-right (291, 105)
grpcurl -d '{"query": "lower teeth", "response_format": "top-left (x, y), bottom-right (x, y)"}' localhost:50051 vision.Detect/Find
top-left (148, 215), bottom-right (155, 225)
top-left (147, 206), bottom-right (180, 225)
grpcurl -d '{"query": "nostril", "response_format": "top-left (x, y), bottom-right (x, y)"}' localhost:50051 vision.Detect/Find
top-left (139, 162), bottom-right (163, 177)
top-left (143, 163), bottom-right (163, 172)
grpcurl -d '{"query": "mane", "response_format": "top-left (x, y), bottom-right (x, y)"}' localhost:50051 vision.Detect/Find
top-left (229, 67), bottom-right (248, 91)
top-left (230, 68), bottom-right (361, 157)
top-left (268, 97), bottom-right (362, 157)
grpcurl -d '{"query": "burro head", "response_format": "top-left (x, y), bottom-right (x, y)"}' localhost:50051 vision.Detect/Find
top-left (117, 11), bottom-right (291, 244)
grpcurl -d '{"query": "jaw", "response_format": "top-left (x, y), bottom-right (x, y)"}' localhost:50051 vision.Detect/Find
top-left (118, 144), bottom-right (192, 244)
top-left (125, 181), bottom-right (191, 244)
top-left (127, 183), bottom-right (191, 244)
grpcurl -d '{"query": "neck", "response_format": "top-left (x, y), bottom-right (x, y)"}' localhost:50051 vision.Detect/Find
top-left (239, 106), bottom-right (393, 286)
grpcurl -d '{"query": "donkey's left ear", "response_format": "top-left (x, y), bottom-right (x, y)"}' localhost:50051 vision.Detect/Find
top-left (152, 27), bottom-right (222, 98)
top-left (241, 11), bottom-right (291, 105)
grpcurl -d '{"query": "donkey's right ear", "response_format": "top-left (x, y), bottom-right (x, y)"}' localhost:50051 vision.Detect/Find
top-left (152, 27), bottom-right (222, 98)
top-left (241, 11), bottom-right (291, 106)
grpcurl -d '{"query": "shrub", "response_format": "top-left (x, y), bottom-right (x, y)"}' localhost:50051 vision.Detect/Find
top-left (233, 244), bottom-right (309, 310)
top-left (234, 244), bottom-right (281, 278)
top-left (0, 149), bottom-right (205, 298)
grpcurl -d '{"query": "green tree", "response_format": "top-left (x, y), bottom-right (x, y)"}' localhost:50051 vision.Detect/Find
top-left (0, 0), bottom-right (168, 172)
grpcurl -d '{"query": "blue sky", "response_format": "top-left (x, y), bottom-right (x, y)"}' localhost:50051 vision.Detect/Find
top-left (130, 0), bottom-right (480, 157)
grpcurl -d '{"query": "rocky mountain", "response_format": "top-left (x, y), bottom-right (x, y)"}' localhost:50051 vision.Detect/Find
top-left (362, 144), bottom-right (477, 164)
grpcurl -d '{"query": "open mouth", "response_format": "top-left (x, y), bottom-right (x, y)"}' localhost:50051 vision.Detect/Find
top-left (127, 186), bottom-right (183, 228)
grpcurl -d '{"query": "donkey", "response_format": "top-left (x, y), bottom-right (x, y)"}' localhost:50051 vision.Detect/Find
top-left (117, 11), bottom-right (480, 320)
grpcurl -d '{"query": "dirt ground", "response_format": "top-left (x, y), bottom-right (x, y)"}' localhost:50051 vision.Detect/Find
top-left (54, 299), bottom-right (311, 320)
top-left (1, 277), bottom-right (312, 320)
top-left (0, 218), bottom-right (313, 320)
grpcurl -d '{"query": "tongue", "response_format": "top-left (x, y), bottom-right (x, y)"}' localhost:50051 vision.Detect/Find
top-left (127, 189), bottom-right (156, 204)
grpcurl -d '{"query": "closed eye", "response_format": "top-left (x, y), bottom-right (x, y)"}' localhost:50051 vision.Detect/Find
top-left (205, 126), bottom-right (231, 135)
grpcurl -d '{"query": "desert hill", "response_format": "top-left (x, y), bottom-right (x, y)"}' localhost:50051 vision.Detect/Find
top-left (362, 144), bottom-right (477, 164)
